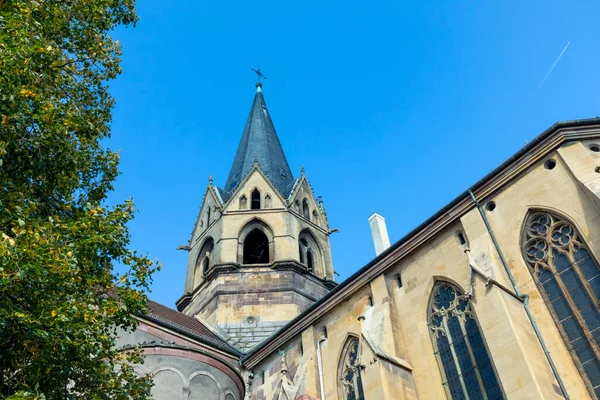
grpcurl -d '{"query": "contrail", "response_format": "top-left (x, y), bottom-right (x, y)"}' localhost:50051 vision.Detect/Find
top-left (535, 41), bottom-right (570, 94)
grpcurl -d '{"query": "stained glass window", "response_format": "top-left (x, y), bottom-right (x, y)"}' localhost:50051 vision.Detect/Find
top-left (338, 337), bottom-right (365, 400)
top-left (523, 211), bottom-right (600, 399)
top-left (428, 282), bottom-right (505, 399)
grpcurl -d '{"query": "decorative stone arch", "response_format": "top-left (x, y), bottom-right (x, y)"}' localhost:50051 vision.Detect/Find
top-left (298, 229), bottom-right (323, 276)
top-left (194, 237), bottom-right (214, 288)
top-left (237, 218), bottom-right (275, 265)
top-left (150, 365), bottom-right (188, 399)
top-left (335, 332), bottom-right (361, 364)
top-left (223, 390), bottom-right (236, 400)
top-left (150, 365), bottom-right (188, 385)
top-left (140, 346), bottom-right (245, 398)
top-left (264, 194), bottom-right (272, 209)
top-left (427, 275), bottom-right (468, 300)
top-left (131, 363), bottom-right (151, 378)
top-left (188, 370), bottom-right (224, 400)
top-left (337, 334), bottom-right (365, 400)
top-left (239, 195), bottom-right (247, 210)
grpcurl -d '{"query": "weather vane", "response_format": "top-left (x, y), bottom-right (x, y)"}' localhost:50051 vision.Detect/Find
top-left (251, 66), bottom-right (267, 83)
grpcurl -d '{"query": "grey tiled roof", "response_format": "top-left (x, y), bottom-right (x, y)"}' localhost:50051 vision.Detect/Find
top-left (224, 88), bottom-right (294, 197)
top-left (219, 321), bottom-right (287, 353)
top-left (215, 186), bottom-right (230, 203)
top-left (144, 300), bottom-right (241, 356)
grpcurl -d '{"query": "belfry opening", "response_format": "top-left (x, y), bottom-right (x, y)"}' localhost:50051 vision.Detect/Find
top-left (243, 229), bottom-right (269, 264)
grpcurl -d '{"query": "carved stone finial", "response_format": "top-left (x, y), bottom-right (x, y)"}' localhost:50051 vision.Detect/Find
top-left (208, 175), bottom-right (213, 185)
top-left (254, 155), bottom-right (259, 165)
top-left (300, 165), bottom-right (305, 175)
top-left (280, 350), bottom-right (288, 375)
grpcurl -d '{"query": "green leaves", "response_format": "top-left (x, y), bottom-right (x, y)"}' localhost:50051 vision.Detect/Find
top-left (0, 1), bottom-right (157, 399)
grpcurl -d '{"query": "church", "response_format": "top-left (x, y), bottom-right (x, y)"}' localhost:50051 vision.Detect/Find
top-left (116, 79), bottom-right (600, 399)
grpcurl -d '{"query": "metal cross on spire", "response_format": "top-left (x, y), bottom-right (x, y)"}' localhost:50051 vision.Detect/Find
top-left (251, 66), bottom-right (267, 83)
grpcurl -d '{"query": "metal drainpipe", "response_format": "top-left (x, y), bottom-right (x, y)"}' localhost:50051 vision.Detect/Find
top-left (468, 190), bottom-right (569, 399)
top-left (317, 338), bottom-right (327, 400)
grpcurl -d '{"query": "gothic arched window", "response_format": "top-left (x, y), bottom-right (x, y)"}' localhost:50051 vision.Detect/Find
top-left (193, 239), bottom-right (214, 288)
top-left (251, 189), bottom-right (261, 210)
top-left (243, 229), bottom-right (269, 264)
top-left (239, 195), bottom-right (247, 210)
top-left (264, 194), bottom-right (272, 209)
top-left (294, 199), bottom-right (300, 213)
top-left (302, 198), bottom-right (310, 219)
top-left (312, 209), bottom-right (319, 225)
top-left (338, 337), bottom-right (365, 400)
top-left (522, 211), bottom-right (600, 398)
top-left (428, 282), bottom-right (504, 400)
top-left (298, 232), bottom-right (320, 274)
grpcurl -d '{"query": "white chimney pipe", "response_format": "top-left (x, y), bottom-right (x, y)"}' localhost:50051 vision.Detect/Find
top-left (369, 213), bottom-right (391, 256)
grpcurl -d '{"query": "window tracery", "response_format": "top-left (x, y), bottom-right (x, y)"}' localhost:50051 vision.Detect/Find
top-left (522, 211), bottom-right (600, 398)
top-left (428, 282), bottom-right (504, 399)
top-left (298, 233), bottom-right (319, 273)
top-left (338, 337), bottom-right (365, 400)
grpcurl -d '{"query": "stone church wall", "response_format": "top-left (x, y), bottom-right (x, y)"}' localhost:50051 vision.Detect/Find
top-left (245, 137), bottom-right (600, 400)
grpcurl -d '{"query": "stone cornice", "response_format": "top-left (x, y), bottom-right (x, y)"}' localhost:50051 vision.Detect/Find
top-left (240, 120), bottom-right (600, 368)
top-left (176, 260), bottom-right (335, 312)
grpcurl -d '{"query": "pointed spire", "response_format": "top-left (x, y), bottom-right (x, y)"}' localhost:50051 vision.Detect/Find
top-left (224, 84), bottom-right (294, 195)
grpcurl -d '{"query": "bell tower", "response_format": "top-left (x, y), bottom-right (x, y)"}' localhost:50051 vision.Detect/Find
top-left (176, 81), bottom-right (336, 352)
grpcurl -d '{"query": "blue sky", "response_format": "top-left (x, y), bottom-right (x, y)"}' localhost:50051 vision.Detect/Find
top-left (107, 1), bottom-right (600, 307)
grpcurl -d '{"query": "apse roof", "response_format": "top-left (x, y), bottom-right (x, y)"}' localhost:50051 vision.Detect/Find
top-left (144, 300), bottom-right (241, 356)
top-left (224, 84), bottom-right (295, 197)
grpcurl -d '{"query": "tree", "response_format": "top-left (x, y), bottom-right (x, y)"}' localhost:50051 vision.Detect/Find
top-left (0, 1), bottom-right (159, 398)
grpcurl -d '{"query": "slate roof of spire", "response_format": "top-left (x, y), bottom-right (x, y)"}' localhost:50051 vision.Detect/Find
top-left (224, 84), bottom-right (295, 197)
